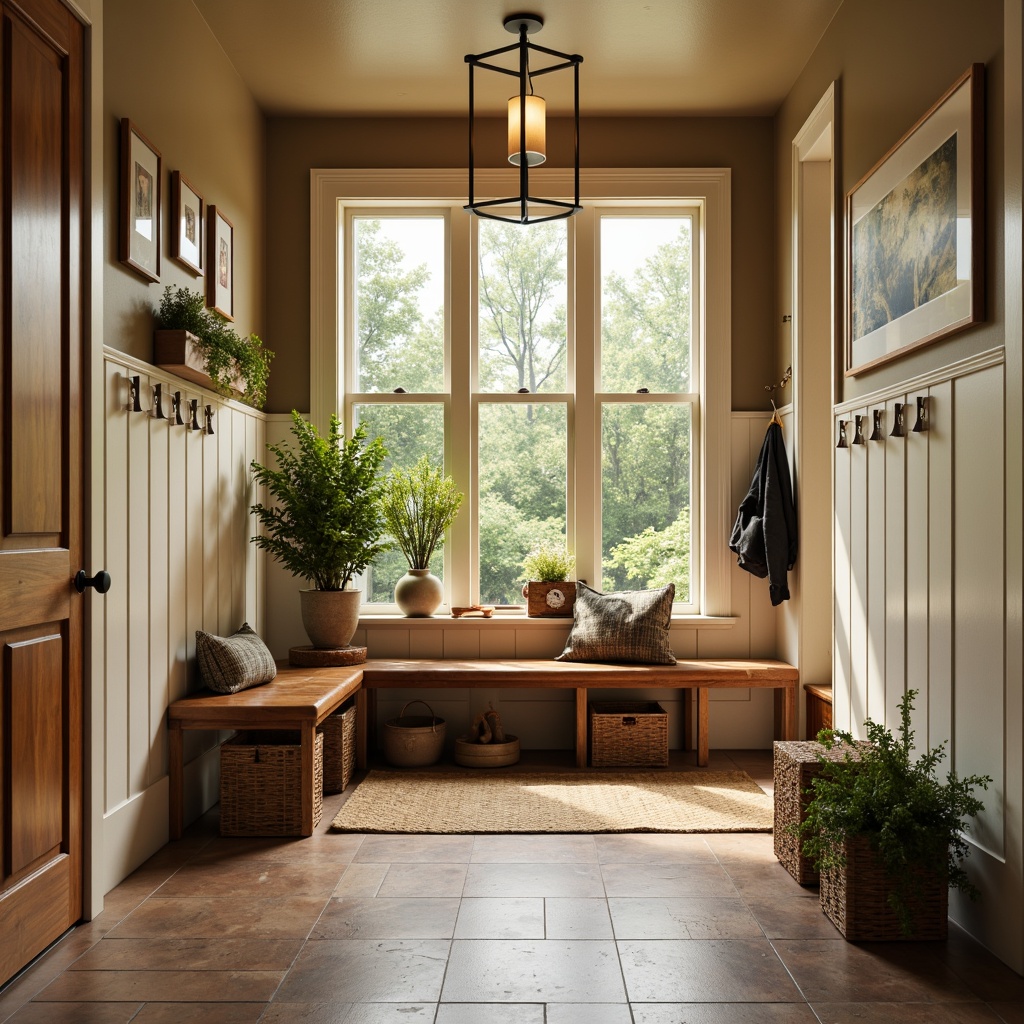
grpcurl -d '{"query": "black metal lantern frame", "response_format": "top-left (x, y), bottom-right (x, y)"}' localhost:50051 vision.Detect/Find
top-left (464, 15), bottom-right (582, 225)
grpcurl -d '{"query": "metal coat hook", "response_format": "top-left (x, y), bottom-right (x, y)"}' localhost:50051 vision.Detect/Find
top-left (869, 408), bottom-right (883, 441)
top-left (890, 402), bottom-right (905, 438)
top-left (852, 414), bottom-right (865, 445)
top-left (836, 420), bottom-right (849, 449)
top-left (128, 375), bottom-right (142, 413)
top-left (764, 365), bottom-right (793, 397)
top-left (204, 405), bottom-right (215, 435)
top-left (171, 391), bottom-right (184, 426)
top-left (913, 396), bottom-right (928, 433)
top-left (152, 382), bottom-right (165, 420)
top-left (188, 398), bottom-right (200, 431)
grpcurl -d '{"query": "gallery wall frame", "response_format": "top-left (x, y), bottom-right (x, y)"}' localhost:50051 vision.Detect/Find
top-left (845, 63), bottom-right (984, 376)
top-left (206, 205), bottom-right (234, 320)
top-left (119, 118), bottom-right (161, 282)
top-left (170, 171), bottom-right (204, 276)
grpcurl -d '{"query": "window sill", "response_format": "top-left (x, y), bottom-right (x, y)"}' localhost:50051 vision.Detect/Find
top-left (357, 612), bottom-right (739, 630)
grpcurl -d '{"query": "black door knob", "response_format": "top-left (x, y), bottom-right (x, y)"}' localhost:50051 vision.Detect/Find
top-left (74, 569), bottom-right (111, 594)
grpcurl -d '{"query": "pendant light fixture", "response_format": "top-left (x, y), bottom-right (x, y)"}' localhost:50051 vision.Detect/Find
top-left (464, 13), bottom-right (583, 225)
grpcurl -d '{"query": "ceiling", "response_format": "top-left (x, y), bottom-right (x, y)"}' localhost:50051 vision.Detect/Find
top-left (192, 0), bottom-right (843, 118)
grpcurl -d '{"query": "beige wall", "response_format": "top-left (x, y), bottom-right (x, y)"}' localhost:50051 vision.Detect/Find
top-left (102, 0), bottom-right (265, 362)
top-left (264, 115), bottom-right (775, 414)
top-left (774, 0), bottom-right (1004, 403)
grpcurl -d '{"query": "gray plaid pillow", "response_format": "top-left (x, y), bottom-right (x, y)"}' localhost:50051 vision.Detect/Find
top-left (556, 582), bottom-right (676, 665)
top-left (195, 622), bottom-right (277, 694)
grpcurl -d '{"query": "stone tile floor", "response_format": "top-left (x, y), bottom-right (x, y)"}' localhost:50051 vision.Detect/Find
top-left (1, 749), bottom-right (1022, 1023)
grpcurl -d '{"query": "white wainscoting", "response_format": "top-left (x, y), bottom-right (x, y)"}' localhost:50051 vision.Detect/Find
top-left (263, 411), bottom-right (788, 754)
top-left (95, 348), bottom-right (265, 895)
top-left (833, 349), bottom-right (1017, 961)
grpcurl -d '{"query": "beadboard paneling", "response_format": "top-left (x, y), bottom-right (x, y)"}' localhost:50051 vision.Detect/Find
top-left (98, 351), bottom-right (265, 893)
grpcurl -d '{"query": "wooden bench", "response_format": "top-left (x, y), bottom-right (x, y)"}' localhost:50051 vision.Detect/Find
top-left (359, 658), bottom-right (799, 769)
top-left (167, 664), bottom-right (363, 840)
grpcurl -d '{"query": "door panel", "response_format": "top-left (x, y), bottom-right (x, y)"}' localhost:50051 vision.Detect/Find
top-left (0, 0), bottom-right (84, 985)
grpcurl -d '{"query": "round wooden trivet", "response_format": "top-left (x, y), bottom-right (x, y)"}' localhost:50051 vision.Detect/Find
top-left (288, 644), bottom-right (368, 667)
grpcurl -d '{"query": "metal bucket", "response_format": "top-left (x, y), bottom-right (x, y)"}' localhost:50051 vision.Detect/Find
top-left (382, 699), bottom-right (446, 767)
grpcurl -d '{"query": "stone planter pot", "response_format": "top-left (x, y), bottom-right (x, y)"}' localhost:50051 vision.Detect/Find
top-left (299, 588), bottom-right (361, 649)
top-left (394, 568), bottom-right (443, 617)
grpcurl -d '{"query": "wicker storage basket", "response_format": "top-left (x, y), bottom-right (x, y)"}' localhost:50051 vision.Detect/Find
top-left (589, 701), bottom-right (668, 767)
top-left (773, 739), bottom-right (865, 884)
top-left (219, 730), bottom-right (323, 837)
top-left (820, 834), bottom-right (949, 941)
top-left (382, 699), bottom-right (446, 767)
top-left (321, 702), bottom-right (356, 794)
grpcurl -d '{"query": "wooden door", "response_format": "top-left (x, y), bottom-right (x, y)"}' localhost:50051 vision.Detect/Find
top-left (0, 0), bottom-right (85, 985)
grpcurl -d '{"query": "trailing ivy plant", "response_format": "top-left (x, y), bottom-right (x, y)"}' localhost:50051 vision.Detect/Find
top-left (249, 411), bottom-right (391, 590)
top-left (156, 285), bottom-right (273, 409)
top-left (381, 455), bottom-right (464, 570)
top-left (794, 689), bottom-right (991, 935)
top-left (520, 542), bottom-right (575, 583)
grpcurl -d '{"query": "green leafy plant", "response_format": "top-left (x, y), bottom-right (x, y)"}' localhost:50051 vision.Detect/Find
top-left (794, 689), bottom-right (990, 935)
top-left (157, 285), bottom-right (274, 409)
top-left (249, 411), bottom-right (391, 590)
top-left (382, 456), bottom-right (463, 570)
top-left (520, 542), bottom-right (575, 582)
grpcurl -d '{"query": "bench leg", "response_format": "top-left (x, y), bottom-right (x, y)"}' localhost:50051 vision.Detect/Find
top-left (681, 688), bottom-right (692, 752)
top-left (783, 681), bottom-right (798, 740)
top-left (697, 688), bottom-right (709, 767)
top-left (168, 724), bottom-right (184, 841)
top-left (355, 689), bottom-right (368, 770)
top-left (301, 724), bottom-right (315, 837)
top-left (576, 688), bottom-right (587, 768)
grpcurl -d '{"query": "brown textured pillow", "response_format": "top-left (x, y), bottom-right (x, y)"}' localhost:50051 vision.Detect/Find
top-left (195, 622), bottom-right (277, 694)
top-left (555, 582), bottom-right (676, 665)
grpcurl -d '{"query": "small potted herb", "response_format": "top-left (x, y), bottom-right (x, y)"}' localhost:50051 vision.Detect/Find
top-left (520, 542), bottom-right (576, 617)
top-left (155, 285), bottom-right (273, 409)
top-left (381, 455), bottom-right (463, 617)
top-left (794, 689), bottom-right (990, 940)
top-left (250, 412), bottom-right (390, 647)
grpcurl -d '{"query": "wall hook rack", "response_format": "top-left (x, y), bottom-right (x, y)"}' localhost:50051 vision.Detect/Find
top-left (836, 420), bottom-right (849, 449)
top-left (204, 405), bottom-right (215, 435)
top-left (869, 408), bottom-right (883, 441)
top-left (128, 375), bottom-right (142, 413)
top-left (188, 398), bottom-right (200, 431)
top-left (170, 391), bottom-right (183, 426)
top-left (852, 414), bottom-right (865, 445)
top-left (890, 402), bottom-right (905, 438)
top-left (913, 395), bottom-right (929, 432)
top-left (151, 382), bottom-right (165, 420)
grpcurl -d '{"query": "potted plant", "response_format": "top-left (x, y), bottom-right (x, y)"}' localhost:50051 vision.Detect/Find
top-left (381, 455), bottom-right (463, 617)
top-left (250, 411), bottom-right (391, 647)
top-left (154, 285), bottom-right (273, 409)
top-left (794, 689), bottom-right (991, 940)
top-left (520, 542), bottom-right (576, 617)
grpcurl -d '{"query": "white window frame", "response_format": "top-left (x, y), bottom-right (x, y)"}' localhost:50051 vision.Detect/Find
top-left (311, 167), bottom-right (732, 618)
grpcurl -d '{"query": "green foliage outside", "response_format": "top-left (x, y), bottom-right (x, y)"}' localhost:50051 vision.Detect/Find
top-left (156, 285), bottom-right (273, 409)
top-left (793, 689), bottom-right (991, 936)
top-left (352, 215), bottom-right (694, 605)
top-left (249, 411), bottom-right (391, 590)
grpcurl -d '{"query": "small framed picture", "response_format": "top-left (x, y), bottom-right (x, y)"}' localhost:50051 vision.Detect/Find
top-left (119, 118), bottom-right (161, 281)
top-left (206, 205), bottom-right (234, 320)
top-left (170, 171), bottom-right (203, 276)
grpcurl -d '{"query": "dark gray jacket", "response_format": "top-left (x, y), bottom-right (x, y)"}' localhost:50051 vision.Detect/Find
top-left (728, 421), bottom-right (798, 606)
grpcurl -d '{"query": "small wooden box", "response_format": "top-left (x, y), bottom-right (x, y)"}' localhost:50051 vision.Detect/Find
top-left (589, 701), bottom-right (668, 767)
top-left (526, 581), bottom-right (576, 617)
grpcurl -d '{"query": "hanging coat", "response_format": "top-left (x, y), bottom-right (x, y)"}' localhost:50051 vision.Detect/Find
top-left (728, 421), bottom-right (798, 606)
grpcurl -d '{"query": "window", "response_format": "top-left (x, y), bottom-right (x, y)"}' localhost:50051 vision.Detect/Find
top-left (312, 169), bottom-right (732, 617)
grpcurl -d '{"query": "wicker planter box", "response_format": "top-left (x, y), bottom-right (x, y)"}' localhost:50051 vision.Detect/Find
top-left (589, 701), bottom-right (668, 767)
top-left (321, 702), bottom-right (356, 794)
top-left (220, 730), bottom-right (323, 836)
top-left (773, 739), bottom-right (867, 885)
top-left (820, 834), bottom-right (949, 941)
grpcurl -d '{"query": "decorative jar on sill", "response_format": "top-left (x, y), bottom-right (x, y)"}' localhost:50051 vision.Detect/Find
top-left (394, 569), bottom-right (444, 617)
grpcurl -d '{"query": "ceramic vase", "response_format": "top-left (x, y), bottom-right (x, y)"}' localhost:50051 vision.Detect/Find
top-left (394, 568), bottom-right (443, 617)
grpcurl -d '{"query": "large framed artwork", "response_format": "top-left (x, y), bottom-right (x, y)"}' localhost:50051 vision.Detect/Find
top-left (206, 205), bottom-right (234, 320)
top-left (845, 64), bottom-right (984, 376)
top-left (119, 118), bottom-right (161, 282)
top-left (171, 171), bottom-right (204, 276)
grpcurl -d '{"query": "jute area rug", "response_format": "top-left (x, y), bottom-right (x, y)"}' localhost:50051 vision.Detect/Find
top-left (330, 770), bottom-right (773, 834)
